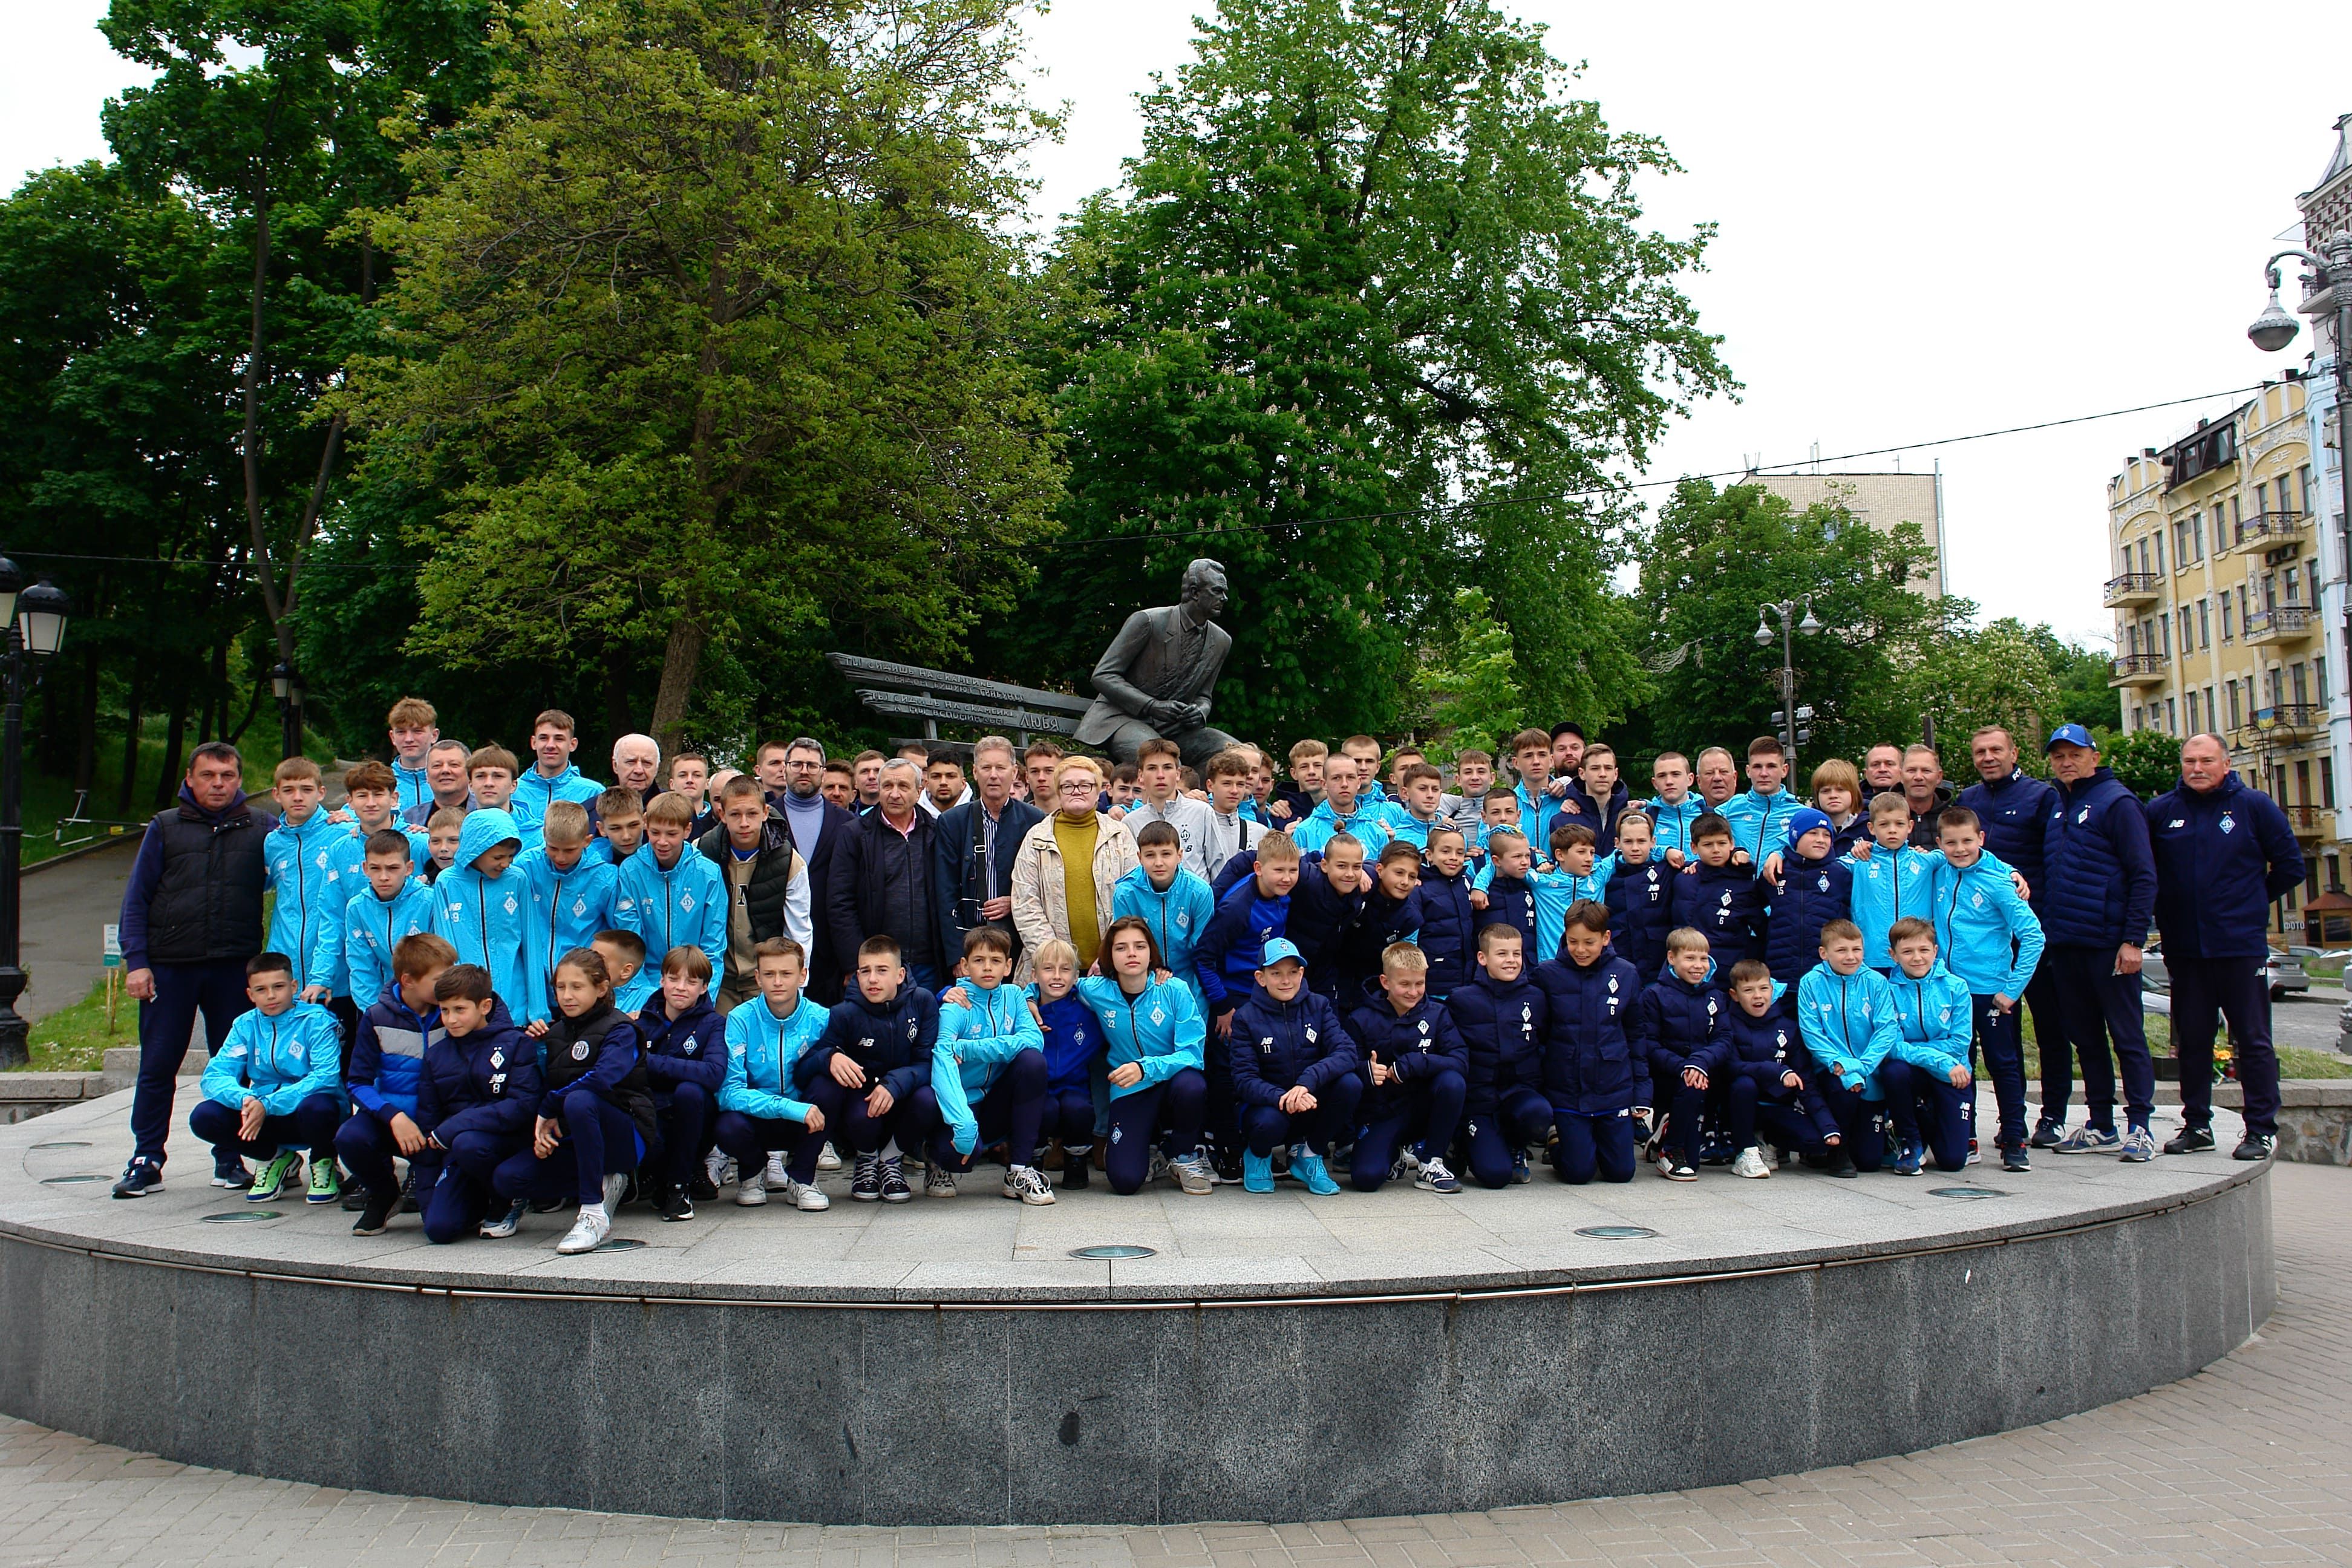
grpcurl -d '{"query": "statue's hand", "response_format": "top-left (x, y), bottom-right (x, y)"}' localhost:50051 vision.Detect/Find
top-left (1166, 702), bottom-right (1206, 731)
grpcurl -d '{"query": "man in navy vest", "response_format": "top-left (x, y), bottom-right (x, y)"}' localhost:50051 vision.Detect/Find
top-left (2146, 733), bottom-right (2304, 1160)
top-left (1956, 725), bottom-right (2069, 1146)
top-left (112, 743), bottom-right (277, 1197)
top-left (2039, 724), bottom-right (2160, 1161)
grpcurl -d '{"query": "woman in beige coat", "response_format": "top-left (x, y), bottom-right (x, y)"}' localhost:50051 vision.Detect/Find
top-left (1010, 756), bottom-right (1140, 980)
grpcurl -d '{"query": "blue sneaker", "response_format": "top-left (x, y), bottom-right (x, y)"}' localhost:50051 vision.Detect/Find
top-left (1241, 1150), bottom-right (1275, 1194)
top-left (2055, 1125), bottom-right (2121, 1155)
top-left (211, 1153), bottom-right (252, 1190)
top-left (1890, 1139), bottom-right (1924, 1177)
top-left (111, 1157), bottom-right (165, 1199)
top-left (1292, 1152), bottom-right (1340, 1196)
top-left (1510, 1151), bottom-right (1533, 1184)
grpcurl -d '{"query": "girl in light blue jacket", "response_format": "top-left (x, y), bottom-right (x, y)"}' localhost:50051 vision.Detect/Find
top-left (1074, 916), bottom-right (1212, 1197)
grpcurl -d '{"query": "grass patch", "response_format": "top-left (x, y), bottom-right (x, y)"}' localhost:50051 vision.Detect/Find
top-left (16, 977), bottom-right (132, 1072)
top-left (21, 718), bottom-right (333, 867)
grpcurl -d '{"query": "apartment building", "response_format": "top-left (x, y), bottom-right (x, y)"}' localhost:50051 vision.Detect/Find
top-left (1746, 471), bottom-right (1947, 598)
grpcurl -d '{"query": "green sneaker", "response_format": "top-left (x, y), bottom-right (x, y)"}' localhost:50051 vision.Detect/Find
top-left (305, 1155), bottom-right (342, 1205)
top-left (249, 1150), bottom-right (302, 1202)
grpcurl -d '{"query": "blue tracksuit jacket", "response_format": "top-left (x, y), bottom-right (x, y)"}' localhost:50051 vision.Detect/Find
top-left (1843, 841), bottom-right (1942, 972)
top-left (1530, 951), bottom-right (1643, 1115)
top-left (1929, 852), bottom-right (2044, 998)
top-left (1719, 787), bottom-right (1802, 867)
top-left (1604, 855), bottom-right (1677, 982)
top-left (347, 984), bottom-right (442, 1125)
top-left (1635, 974), bottom-right (1730, 1081)
top-left (414, 1012), bottom-right (539, 1146)
top-left (800, 987), bottom-right (941, 1103)
top-left (201, 1001), bottom-right (344, 1115)
top-left (1764, 849), bottom-right (1854, 982)
top-left (1671, 858), bottom-right (1767, 963)
top-left (1292, 798), bottom-right (1394, 856)
top-left (2145, 771), bottom-right (2305, 961)
top-left (518, 846), bottom-right (619, 1022)
top-left (1228, 985), bottom-right (1359, 1107)
top-left (325, 878), bottom-right (437, 1017)
top-left (613, 846), bottom-right (727, 999)
top-left (1195, 875), bottom-right (1291, 1011)
top-left (429, 809), bottom-right (531, 1017)
top-left (719, 994), bottom-right (828, 1123)
top-left (1514, 780), bottom-right (1563, 851)
top-left (263, 810), bottom-right (348, 990)
top-left (1347, 995), bottom-right (1467, 1122)
top-left (2041, 766), bottom-right (2157, 950)
top-left (308, 819), bottom-right (431, 994)
top-left (933, 982), bottom-right (1045, 1148)
top-left (1112, 866), bottom-right (1217, 1008)
top-left (1450, 971), bottom-right (1546, 1119)
top-left (1414, 865), bottom-right (1477, 997)
top-left (1795, 964), bottom-right (1900, 1099)
top-left (508, 762), bottom-right (604, 851)
top-left (393, 762), bottom-right (433, 816)
top-left (1886, 963), bottom-right (1973, 1078)
top-left (1645, 796), bottom-right (1708, 860)
top-left (1072, 975), bottom-right (1204, 1099)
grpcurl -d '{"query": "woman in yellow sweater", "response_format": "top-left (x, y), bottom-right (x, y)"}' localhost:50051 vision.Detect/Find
top-left (1010, 757), bottom-right (1140, 979)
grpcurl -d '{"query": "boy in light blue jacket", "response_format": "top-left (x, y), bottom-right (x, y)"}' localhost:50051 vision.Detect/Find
top-left (1929, 806), bottom-right (2045, 1172)
top-left (1795, 920), bottom-right (1902, 1174)
top-left (267, 759), bottom-right (353, 1035)
top-left (188, 952), bottom-right (346, 1204)
top-left (714, 936), bottom-right (834, 1210)
top-left (1112, 822), bottom-right (1216, 1011)
top-left (612, 792), bottom-right (726, 999)
top-left (318, 829), bottom-right (437, 1022)
top-left (927, 927), bottom-right (1051, 1204)
top-left (518, 800), bottom-right (619, 1023)
top-left (1885, 916), bottom-right (1975, 1176)
top-left (429, 808), bottom-right (531, 1014)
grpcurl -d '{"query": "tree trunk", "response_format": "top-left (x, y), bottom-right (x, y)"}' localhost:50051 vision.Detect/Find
top-left (648, 616), bottom-right (706, 755)
top-left (73, 645), bottom-right (97, 794)
top-left (155, 684), bottom-right (191, 809)
top-left (603, 644), bottom-right (634, 740)
top-left (115, 662), bottom-right (143, 815)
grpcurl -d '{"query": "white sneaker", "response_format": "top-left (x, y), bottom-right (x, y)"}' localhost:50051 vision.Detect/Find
top-left (601, 1172), bottom-right (629, 1214)
top-left (705, 1148), bottom-right (733, 1189)
top-left (816, 1142), bottom-right (842, 1172)
top-left (557, 1205), bottom-right (611, 1255)
top-left (735, 1171), bottom-right (769, 1206)
top-left (1169, 1152), bottom-right (1215, 1195)
top-left (766, 1152), bottom-right (790, 1187)
top-left (1655, 1151), bottom-right (1679, 1180)
top-left (927, 1165), bottom-right (959, 1198)
top-left (781, 1177), bottom-right (830, 1211)
top-left (1002, 1165), bottom-right (1056, 1205)
top-left (1731, 1146), bottom-right (1772, 1180)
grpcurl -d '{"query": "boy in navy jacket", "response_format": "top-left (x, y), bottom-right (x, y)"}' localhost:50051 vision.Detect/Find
top-left (1342, 842), bottom-right (1427, 1007)
top-left (1472, 828), bottom-right (1540, 957)
top-left (1635, 928), bottom-right (1728, 1180)
top-left (638, 946), bottom-right (729, 1220)
top-left (1346, 944), bottom-right (1467, 1192)
top-left (335, 932), bottom-right (455, 1230)
top-left (410, 963), bottom-right (540, 1243)
top-left (1764, 808), bottom-right (1854, 985)
top-left (1603, 811), bottom-right (1676, 982)
top-left (1197, 834), bottom-right (1302, 1180)
top-left (1414, 826), bottom-right (1478, 998)
top-left (1229, 939), bottom-right (1362, 1195)
top-left (1530, 900), bottom-right (1643, 1184)
top-left (1717, 959), bottom-right (1840, 1178)
top-left (1028, 938), bottom-right (1106, 1187)
top-left (1671, 814), bottom-right (1766, 963)
top-left (1452, 924), bottom-right (1550, 1188)
top-left (795, 934), bottom-right (941, 1204)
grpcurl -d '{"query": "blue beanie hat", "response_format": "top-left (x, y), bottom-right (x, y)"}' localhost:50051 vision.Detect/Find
top-left (1785, 807), bottom-right (1833, 848)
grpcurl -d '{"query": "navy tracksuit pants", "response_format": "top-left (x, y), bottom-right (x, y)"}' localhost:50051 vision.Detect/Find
top-left (132, 958), bottom-right (251, 1165)
top-left (1241, 1071), bottom-right (1363, 1157)
top-left (188, 1093), bottom-right (342, 1165)
top-left (491, 1089), bottom-right (647, 1206)
top-left (1723, 1075), bottom-right (1835, 1157)
top-left (652, 1082), bottom-right (716, 1195)
top-left (1903, 1068), bottom-right (1973, 1172)
top-left (929, 1050), bottom-right (1048, 1174)
top-left (1819, 1080), bottom-right (1892, 1171)
top-left (1463, 1085), bottom-right (1552, 1189)
top-left (2170, 955), bottom-right (2279, 1138)
top-left (415, 1129), bottom-right (523, 1243)
top-left (831, 1082), bottom-right (938, 1158)
top-left (335, 1111), bottom-right (416, 1200)
top-left (1550, 1106), bottom-right (1636, 1184)
top-left (1105, 1069), bottom-right (1207, 1195)
top-left (1350, 1068), bottom-right (1466, 1191)
top-left (2043, 944), bottom-right (2154, 1133)
top-left (713, 1108), bottom-right (826, 1187)
top-left (2022, 958), bottom-right (2069, 1131)
top-left (1968, 993), bottom-right (2031, 1148)
top-left (1038, 1085), bottom-right (1099, 1157)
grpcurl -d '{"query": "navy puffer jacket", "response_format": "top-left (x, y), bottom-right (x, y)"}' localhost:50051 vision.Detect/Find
top-left (2040, 767), bottom-right (2156, 949)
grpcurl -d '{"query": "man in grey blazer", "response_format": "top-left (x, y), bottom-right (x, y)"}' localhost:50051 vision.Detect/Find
top-left (1077, 558), bottom-right (1239, 769)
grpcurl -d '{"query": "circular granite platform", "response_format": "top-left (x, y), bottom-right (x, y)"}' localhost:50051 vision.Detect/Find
top-left (0, 1083), bottom-right (2273, 1525)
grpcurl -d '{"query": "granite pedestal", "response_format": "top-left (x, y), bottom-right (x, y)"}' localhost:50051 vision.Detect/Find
top-left (0, 1083), bottom-right (2273, 1524)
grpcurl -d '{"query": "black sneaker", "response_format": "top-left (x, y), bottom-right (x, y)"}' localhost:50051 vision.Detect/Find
top-left (398, 1168), bottom-right (419, 1213)
top-left (1062, 1155), bottom-right (1090, 1191)
top-left (879, 1155), bottom-right (913, 1203)
top-left (657, 1187), bottom-right (695, 1223)
top-left (690, 1171), bottom-right (720, 1202)
top-left (2164, 1126), bottom-right (2216, 1155)
top-left (341, 1180), bottom-right (371, 1212)
top-left (1824, 1150), bottom-right (1860, 1178)
top-left (112, 1157), bottom-right (165, 1198)
top-left (2233, 1133), bottom-right (2275, 1161)
top-left (2002, 1144), bottom-right (2032, 1173)
top-left (351, 1195), bottom-right (396, 1236)
top-left (2029, 1119), bottom-right (2065, 1150)
top-left (850, 1155), bottom-right (883, 1201)
top-left (211, 1154), bottom-right (251, 1190)
top-left (1212, 1145), bottom-right (1244, 1184)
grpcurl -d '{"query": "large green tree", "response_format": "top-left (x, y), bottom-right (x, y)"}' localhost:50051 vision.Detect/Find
top-left (1004, 0), bottom-right (1730, 746)
top-left (346, 0), bottom-right (1065, 749)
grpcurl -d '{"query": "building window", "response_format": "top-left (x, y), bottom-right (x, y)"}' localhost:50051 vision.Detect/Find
top-left (2161, 615), bottom-right (2172, 657)
top-left (2330, 852), bottom-right (2345, 895)
top-left (2324, 757), bottom-right (2337, 809)
top-left (2255, 479), bottom-right (2269, 518)
top-left (2180, 607), bottom-right (2194, 652)
top-left (2167, 697), bottom-right (2178, 733)
top-left (2295, 662), bottom-right (2310, 705)
top-left (2303, 464), bottom-right (2318, 513)
top-left (2319, 656), bottom-right (2330, 704)
top-left (2198, 598), bottom-right (2211, 647)
top-left (2222, 593), bottom-right (2234, 639)
top-left (2186, 690), bottom-right (2200, 731)
top-left (2309, 863), bottom-right (2322, 903)
top-left (2207, 685), bottom-right (2218, 731)
top-left (2193, 511), bottom-right (2206, 560)
top-left (2239, 584), bottom-right (2250, 629)
top-left (2298, 759), bottom-right (2313, 806)
top-left (2286, 566), bottom-right (2301, 604)
top-left (2228, 679), bottom-right (2242, 728)
top-left (2232, 495), bottom-right (2243, 537)
top-left (2155, 532), bottom-right (2165, 573)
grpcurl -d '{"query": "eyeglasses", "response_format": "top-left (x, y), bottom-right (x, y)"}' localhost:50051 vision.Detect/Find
top-left (1058, 780), bottom-right (1098, 794)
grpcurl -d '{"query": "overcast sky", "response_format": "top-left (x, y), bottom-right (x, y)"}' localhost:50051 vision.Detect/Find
top-left (10, 1), bottom-right (2350, 648)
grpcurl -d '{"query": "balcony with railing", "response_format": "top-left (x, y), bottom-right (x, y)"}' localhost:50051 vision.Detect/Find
top-left (2230, 508), bottom-right (2308, 552)
top-left (2251, 702), bottom-right (2325, 738)
top-left (2109, 653), bottom-right (2167, 686)
top-left (2245, 603), bottom-right (2317, 645)
top-left (2284, 803), bottom-right (2329, 839)
top-left (2102, 572), bottom-right (2162, 607)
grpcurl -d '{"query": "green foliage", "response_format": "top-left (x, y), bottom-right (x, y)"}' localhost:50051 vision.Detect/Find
top-left (1909, 618), bottom-right (2063, 780)
top-left (1001, 0), bottom-right (1730, 745)
top-left (2098, 725), bottom-right (2182, 800)
top-left (1411, 587), bottom-right (1525, 760)
top-left (345, 0), bottom-right (1065, 748)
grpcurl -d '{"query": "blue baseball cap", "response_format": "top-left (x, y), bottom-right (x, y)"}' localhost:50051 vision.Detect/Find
top-left (1259, 938), bottom-right (1306, 968)
top-left (2045, 722), bottom-right (2096, 753)
top-left (1785, 807), bottom-right (1833, 848)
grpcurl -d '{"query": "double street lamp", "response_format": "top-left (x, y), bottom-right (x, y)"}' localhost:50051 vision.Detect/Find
top-left (1756, 596), bottom-right (1821, 763)
top-left (0, 558), bottom-right (73, 1070)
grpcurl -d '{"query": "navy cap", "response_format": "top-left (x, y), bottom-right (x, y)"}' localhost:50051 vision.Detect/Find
top-left (1785, 807), bottom-right (1833, 847)
top-left (1259, 938), bottom-right (1305, 968)
top-left (2045, 722), bottom-right (2096, 753)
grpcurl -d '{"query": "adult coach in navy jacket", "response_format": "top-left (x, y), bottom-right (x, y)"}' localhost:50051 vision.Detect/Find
top-left (931, 736), bottom-right (1044, 972)
top-left (1956, 725), bottom-right (2069, 1146)
top-left (2146, 734), bottom-right (2304, 1160)
top-left (771, 737), bottom-right (857, 1004)
top-left (2039, 723), bottom-right (2159, 1157)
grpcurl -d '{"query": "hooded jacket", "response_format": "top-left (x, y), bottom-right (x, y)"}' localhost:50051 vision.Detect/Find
top-left (1072, 973), bottom-right (1204, 1099)
top-left (200, 999), bottom-right (343, 1116)
top-left (2040, 766), bottom-right (2157, 950)
top-left (1530, 950), bottom-right (1643, 1115)
top-left (1842, 840), bottom-right (1942, 971)
top-left (932, 981), bottom-right (1046, 1146)
top-left (309, 819), bottom-right (433, 996)
top-left (263, 809), bottom-right (348, 991)
top-left (2145, 770), bottom-right (2305, 961)
top-left (1634, 973), bottom-right (1730, 1080)
top-left (1794, 964), bottom-right (1900, 1099)
top-left (1670, 857), bottom-right (1767, 964)
top-left (508, 762), bottom-right (604, 851)
top-left (348, 982), bottom-right (443, 1124)
top-left (1929, 851), bottom-right (2043, 998)
top-left (1112, 865), bottom-right (1217, 1007)
top-left (1604, 855), bottom-right (1677, 982)
top-left (1347, 995), bottom-right (1467, 1122)
top-left (518, 846), bottom-right (619, 1023)
top-left (1449, 970), bottom-right (1546, 1117)
top-left (614, 843), bottom-right (727, 1000)
top-left (1886, 962), bottom-right (1973, 1077)
top-left (1292, 797), bottom-right (1394, 857)
top-left (719, 993), bottom-right (828, 1123)
top-left (323, 877), bottom-right (437, 1016)
top-left (639, 992), bottom-right (728, 1099)
top-left (1228, 984), bottom-right (1359, 1106)
top-left (800, 985), bottom-right (941, 1104)
top-left (428, 809), bottom-right (531, 1016)
top-left (414, 1007), bottom-right (538, 1148)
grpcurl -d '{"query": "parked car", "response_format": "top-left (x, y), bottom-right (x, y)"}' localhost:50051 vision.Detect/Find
top-left (2137, 946), bottom-right (2305, 1004)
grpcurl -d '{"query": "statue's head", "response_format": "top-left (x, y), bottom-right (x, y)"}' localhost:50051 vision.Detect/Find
top-left (1180, 558), bottom-right (1228, 621)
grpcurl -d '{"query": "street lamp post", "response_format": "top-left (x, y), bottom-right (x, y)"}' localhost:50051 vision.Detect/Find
top-left (1754, 596), bottom-right (1821, 766)
top-left (0, 558), bottom-right (72, 1070)
top-left (270, 660), bottom-right (300, 763)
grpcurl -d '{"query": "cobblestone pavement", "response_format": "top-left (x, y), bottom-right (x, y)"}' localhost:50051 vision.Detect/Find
top-left (2, 1162), bottom-right (2345, 1567)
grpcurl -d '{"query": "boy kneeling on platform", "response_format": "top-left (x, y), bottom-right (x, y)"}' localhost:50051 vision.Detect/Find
top-left (190, 952), bottom-right (345, 1205)
top-left (1347, 944), bottom-right (1467, 1193)
top-left (714, 937), bottom-right (832, 1211)
top-left (1230, 938), bottom-right (1361, 1195)
top-left (405, 961), bottom-right (540, 1241)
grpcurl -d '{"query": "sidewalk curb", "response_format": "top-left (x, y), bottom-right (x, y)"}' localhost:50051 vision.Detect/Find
top-left (21, 832), bottom-right (141, 878)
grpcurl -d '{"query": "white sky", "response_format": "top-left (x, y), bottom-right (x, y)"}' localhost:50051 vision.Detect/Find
top-left (11, 1), bottom-right (2350, 648)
